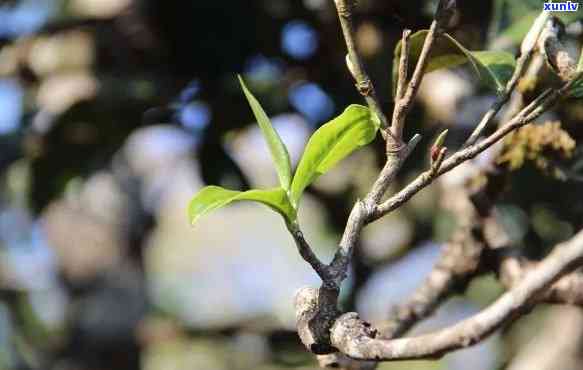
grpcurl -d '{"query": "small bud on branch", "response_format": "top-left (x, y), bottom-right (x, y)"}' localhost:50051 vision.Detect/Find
top-left (345, 54), bottom-right (357, 81)
top-left (429, 129), bottom-right (449, 174)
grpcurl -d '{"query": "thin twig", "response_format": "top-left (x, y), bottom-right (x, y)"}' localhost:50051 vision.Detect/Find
top-left (395, 29), bottom-right (411, 101)
top-left (402, 21), bottom-right (439, 107)
top-left (287, 222), bottom-right (330, 281)
top-left (333, 0), bottom-right (391, 137)
top-left (380, 223), bottom-right (484, 338)
top-left (379, 168), bottom-right (485, 339)
top-left (464, 11), bottom-right (550, 147)
top-left (327, 4), bottom-right (441, 285)
top-left (329, 135), bottom-right (422, 286)
top-left (369, 75), bottom-right (578, 223)
top-left (391, 21), bottom-right (439, 143)
top-left (429, 147), bottom-right (447, 177)
top-left (498, 257), bottom-right (583, 306)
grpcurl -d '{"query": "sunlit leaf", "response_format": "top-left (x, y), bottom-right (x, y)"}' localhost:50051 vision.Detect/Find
top-left (290, 105), bottom-right (377, 206)
top-left (189, 186), bottom-right (295, 225)
top-left (238, 76), bottom-right (292, 191)
top-left (392, 31), bottom-right (516, 94)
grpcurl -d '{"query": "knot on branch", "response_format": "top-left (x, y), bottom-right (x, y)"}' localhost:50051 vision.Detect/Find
top-left (294, 286), bottom-right (340, 354)
top-left (356, 79), bottom-right (374, 97)
top-left (386, 139), bottom-right (407, 155)
top-left (335, 0), bottom-right (357, 18)
top-left (330, 313), bottom-right (378, 353)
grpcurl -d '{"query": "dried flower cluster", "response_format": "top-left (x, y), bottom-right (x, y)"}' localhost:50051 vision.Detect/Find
top-left (497, 121), bottom-right (576, 177)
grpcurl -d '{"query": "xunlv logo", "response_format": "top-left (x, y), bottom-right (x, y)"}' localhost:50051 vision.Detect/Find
top-left (543, 1), bottom-right (580, 11)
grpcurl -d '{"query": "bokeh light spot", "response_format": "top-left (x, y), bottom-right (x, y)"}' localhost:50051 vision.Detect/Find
top-left (289, 82), bottom-right (334, 124)
top-left (0, 79), bottom-right (23, 135)
top-left (281, 20), bottom-right (318, 60)
top-left (179, 101), bottom-right (211, 132)
top-left (243, 54), bottom-right (284, 84)
top-left (0, 0), bottom-right (54, 37)
top-left (179, 80), bottom-right (201, 104)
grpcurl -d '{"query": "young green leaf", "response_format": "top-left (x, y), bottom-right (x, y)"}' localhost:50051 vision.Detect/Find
top-left (290, 105), bottom-right (377, 206)
top-left (432, 129), bottom-right (449, 149)
top-left (392, 31), bottom-right (516, 94)
top-left (189, 186), bottom-right (296, 225)
top-left (430, 129), bottom-right (449, 163)
top-left (238, 76), bottom-right (292, 191)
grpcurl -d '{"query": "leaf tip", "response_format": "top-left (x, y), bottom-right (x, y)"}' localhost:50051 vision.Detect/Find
top-left (433, 129), bottom-right (449, 149)
top-left (237, 74), bottom-right (247, 89)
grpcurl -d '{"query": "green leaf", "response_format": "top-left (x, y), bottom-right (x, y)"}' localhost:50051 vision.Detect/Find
top-left (468, 50), bottom-right (517, 91)
top-left (290, 105), bottom-right (377, 206)
top-left (189, 186), bottom-right (296, 225)
top-left (392, 31), bottom-right (516, 94)
top-left (238, 76), bottom-right (292, 191)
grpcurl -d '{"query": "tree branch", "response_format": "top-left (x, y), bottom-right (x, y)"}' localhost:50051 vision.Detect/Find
top-left (369, 73), bottom-right (582, 223)
top-left (333, 0), bottom-right (391, 136)
top-left (390, 21), bottom-right (438, 143)
top-left (287, 222), bottom-right (331, 282)
top-left (295, 1), bottom-right (582, 364)
top-left (394, 30), bottom-right (411, 102)
top-left (463, 11), bottom-right (550, 147)
top-left (330, 228), bottom-right (583, 361)
top-left (498, 257), bottom-right (583, 306)
top-left (379, 228), bottom-right (484, 339)
top-left (379, 181), bottom-right (485, 339)
top-left (326, 0), bottom-right (443, 286)
top-left (329, 134), bottom-right (421, 287)
top-left (391, 21), bottom-right (439, 142)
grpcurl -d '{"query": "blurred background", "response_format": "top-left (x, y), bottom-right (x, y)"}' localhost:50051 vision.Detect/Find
top-left (0, 0), bottom-right (582, 369)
